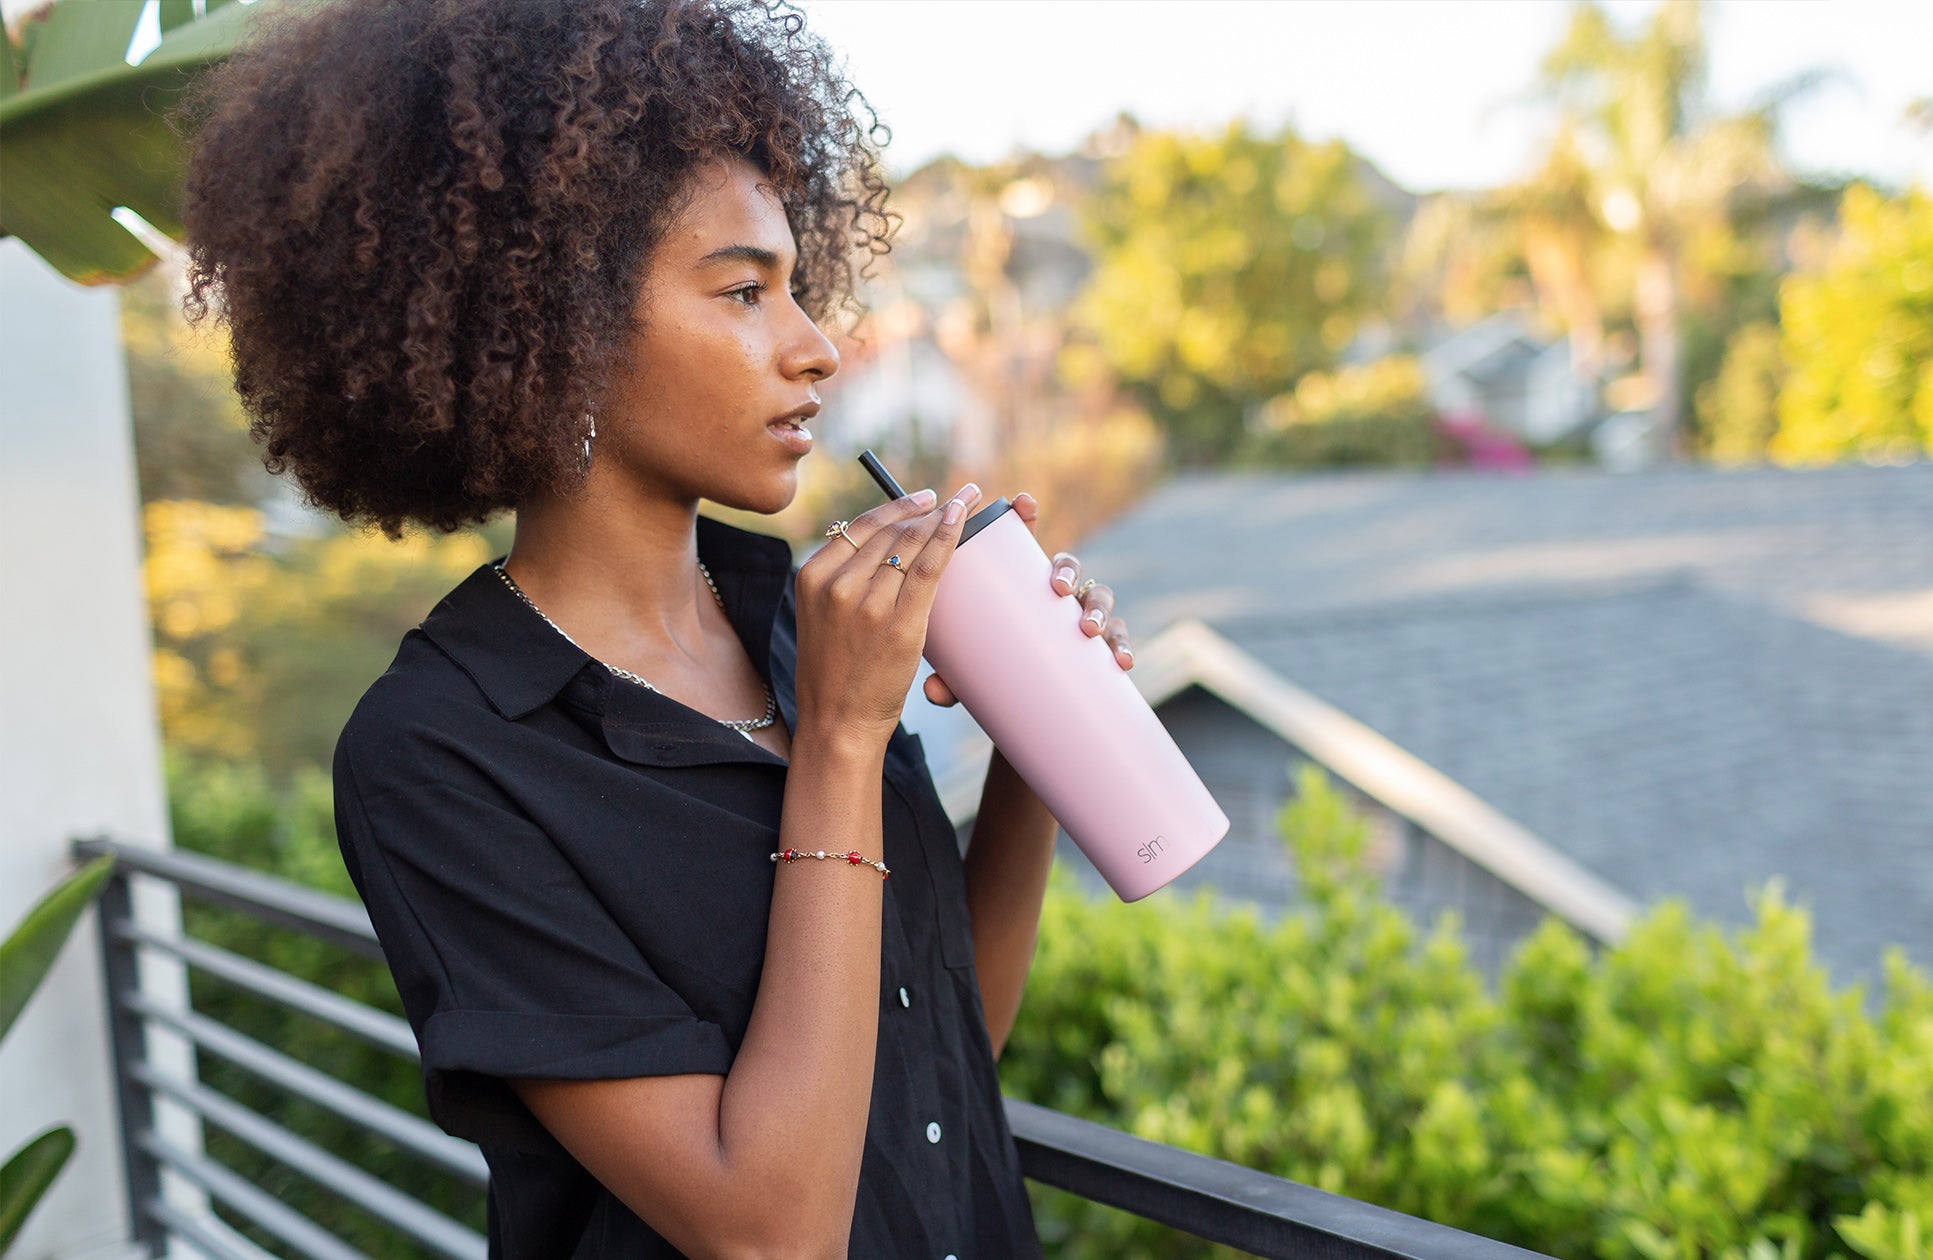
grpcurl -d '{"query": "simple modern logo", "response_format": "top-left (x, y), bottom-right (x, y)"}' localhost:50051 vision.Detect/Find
top-left (1137, 834), bottom-right (1168, 864)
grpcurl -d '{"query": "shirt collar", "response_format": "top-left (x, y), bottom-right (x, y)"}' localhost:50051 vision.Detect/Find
top-left (421, 513), bottom-right (796, 722)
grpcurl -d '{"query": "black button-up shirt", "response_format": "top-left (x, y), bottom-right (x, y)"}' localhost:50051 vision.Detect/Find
top-left (333, 513), bottom-right (1041, 1258)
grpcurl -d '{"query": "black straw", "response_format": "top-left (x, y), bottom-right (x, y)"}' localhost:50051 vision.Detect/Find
top-left (857, 449), bottom-right (908, 502)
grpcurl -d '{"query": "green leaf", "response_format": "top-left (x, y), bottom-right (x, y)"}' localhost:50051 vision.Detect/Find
top-left (0, 1126), bottom-right (76, 1254)
top-left (158, 0), bottom-right (197, 34)
top-left (0, 29), bottom-right (20, 102)
top-left (0, 856), bottom-right (114, 1044)
top-left (16, 0), bottom-right (145, 98)
top-left (0, 0), bottom-right (265, 285)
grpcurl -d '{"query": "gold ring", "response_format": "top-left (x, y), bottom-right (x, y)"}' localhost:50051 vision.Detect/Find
top-left (825, 519), bottom-right (862, 552)
top-left (882, 554), bottom-right (906, 572)
top-left (1075, 578), bottom-right (1097, 600)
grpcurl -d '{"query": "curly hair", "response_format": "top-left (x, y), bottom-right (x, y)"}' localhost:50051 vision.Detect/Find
top-left (176, 0), bottom-right (893, 538)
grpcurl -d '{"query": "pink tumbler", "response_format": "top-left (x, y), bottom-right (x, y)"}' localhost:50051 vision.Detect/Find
top-left (861, 452), bottom-right (1230, 901)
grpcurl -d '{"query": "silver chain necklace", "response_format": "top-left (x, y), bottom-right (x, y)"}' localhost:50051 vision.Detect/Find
top-left (493, 559), bottom-right (777, 738)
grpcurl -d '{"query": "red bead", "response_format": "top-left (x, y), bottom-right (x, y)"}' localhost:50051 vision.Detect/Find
top-left (847, 850), bottom-right (863, 865)
top-left (782, 849), bottom-right (795, 861)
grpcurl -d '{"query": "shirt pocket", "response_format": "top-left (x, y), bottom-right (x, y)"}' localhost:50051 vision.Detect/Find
top-left (883, 729), bottom-right (977, 971)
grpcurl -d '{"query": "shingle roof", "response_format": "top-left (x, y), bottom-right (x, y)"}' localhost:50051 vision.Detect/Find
top-left (1065, 462), bottom-right (1933, 987)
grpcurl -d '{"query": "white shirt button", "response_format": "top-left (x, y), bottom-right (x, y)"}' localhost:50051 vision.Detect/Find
top-left (898, 987), bottom-right (911, 1008)
top-left (925, 1121), bottom-right (942, 1144)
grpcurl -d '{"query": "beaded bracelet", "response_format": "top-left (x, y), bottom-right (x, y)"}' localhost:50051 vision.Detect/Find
top-left (770, 847), bottom-right (890, 879)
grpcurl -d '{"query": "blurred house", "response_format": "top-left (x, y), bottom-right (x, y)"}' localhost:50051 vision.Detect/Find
top-left (1416, 309), bottom-right (1603, 448)
top-left (819, 151), bottom-right (1102, 471)
top-left (918, 462), bottom-right (1933, 985)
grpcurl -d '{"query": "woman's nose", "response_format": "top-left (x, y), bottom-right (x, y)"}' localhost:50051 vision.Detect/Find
top-left (784, 300), bottom-right (840, 383)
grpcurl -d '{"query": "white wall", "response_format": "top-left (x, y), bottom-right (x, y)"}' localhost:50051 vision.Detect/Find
top-left (0, 239), bottom-right (199, 1258)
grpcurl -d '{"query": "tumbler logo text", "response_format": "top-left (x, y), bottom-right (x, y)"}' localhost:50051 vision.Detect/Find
top-left (1137, 835), bottom-right (1168, 864)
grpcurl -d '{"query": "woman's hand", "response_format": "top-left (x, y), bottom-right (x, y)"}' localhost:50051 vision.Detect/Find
top-left (794, 482), bottom-right (982, 750)
top-left (923, 491), bottom-right (1133, 708)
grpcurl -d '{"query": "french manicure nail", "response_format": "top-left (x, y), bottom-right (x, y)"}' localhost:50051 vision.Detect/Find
top-left (944, 496), bottom-right (966, 525)
top-left (1054, 565), bottom-right (1076, 588)
top-left (1085, 609), bottom-right (1105, 628)
top-left (912, 488), bottom-right (937, 507)
top-left (1120, 646), bottom-right (1133, 663)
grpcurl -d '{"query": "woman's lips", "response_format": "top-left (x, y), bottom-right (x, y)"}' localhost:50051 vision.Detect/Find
top-left (767, 417), bottom-right (812, 454)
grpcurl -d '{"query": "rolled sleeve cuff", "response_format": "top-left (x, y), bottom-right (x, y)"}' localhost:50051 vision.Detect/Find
top-left (421, 1009), bottom-right (735, 1150)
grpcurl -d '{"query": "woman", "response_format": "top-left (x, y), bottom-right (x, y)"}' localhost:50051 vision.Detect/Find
top-left (177, 0), bottom-right (1135, 1255)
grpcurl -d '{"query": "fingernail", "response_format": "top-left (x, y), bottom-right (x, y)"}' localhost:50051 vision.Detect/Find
top-left (911, 488), bottom-right (937, 507)
top-left (1120, 646), bottom-right (1133, 663)
top-left (1085, 608), bottom-right (1105, 629)
top-left (944, 496), bottom-right (966, 525)
top-left (958, 482), bottom-right (980, 502)
top-left (1054, 564), bottom-right (1076, 589)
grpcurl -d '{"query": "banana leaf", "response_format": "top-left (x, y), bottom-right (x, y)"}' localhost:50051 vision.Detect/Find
top-left (0, 855), bottom-right (113, 1044)
top-left (0, 0), bottom-right (266, 285)
top-left (0, 1126), bottom-right (76, 1254)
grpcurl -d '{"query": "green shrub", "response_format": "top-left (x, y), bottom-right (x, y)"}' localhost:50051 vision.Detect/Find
top-left (1002, 764), bottom-right (1933, 1259)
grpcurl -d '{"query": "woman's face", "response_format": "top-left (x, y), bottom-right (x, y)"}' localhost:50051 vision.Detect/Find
top-left (598, 154), bottom-right (839, 514)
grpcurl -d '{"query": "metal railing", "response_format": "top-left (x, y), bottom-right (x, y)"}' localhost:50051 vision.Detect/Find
top-left (76, 836), bottom-right (1546, 1260)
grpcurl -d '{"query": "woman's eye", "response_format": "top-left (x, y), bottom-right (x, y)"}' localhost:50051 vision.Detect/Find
top-left (727, 283), bottom-right (765, 305)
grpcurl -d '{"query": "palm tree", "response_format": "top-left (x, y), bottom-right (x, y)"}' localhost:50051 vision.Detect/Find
top-left (1503, 0), bottom-right (1833, 461)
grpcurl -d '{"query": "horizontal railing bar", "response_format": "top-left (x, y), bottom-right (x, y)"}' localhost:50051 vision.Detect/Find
top-left (138, 1131), bottom-right (370, 1260)
top-left (110, 917), bottom-right (418, 1060)
top-left (123, 991), bottom-right (486, 1185)
top-left (75, 837), bottom-right (384, 960)
top-left (144, 1192), bottom-right (285, 1260)
top-left (1004, 1099), bottom-right (1551, 1260)
top-left (132, 1064), bottom-right (486, 1260)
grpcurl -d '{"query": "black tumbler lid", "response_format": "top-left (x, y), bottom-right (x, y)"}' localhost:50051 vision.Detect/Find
top-left (960, 497), bottom-right (1010, 545)
top-left (856, 448), bottom-right (1008, 546)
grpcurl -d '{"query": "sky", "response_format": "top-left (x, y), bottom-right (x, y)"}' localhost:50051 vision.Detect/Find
top-left (800, 0), bottom-right (1932, 195)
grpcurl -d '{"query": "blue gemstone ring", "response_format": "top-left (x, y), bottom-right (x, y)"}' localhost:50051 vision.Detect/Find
top-left (882, 554), bottom-right (905, 572)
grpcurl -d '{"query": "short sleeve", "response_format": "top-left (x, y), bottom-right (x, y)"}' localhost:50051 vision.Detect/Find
top-left (333, 696), bottom-right (734, 1152)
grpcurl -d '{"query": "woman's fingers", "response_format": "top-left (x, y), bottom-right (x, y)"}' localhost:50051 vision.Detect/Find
top-left (1012, 492), bottom-right (1039, 536)
top-left (894, 482), bottom-right (980, 611)
top-left (1050, 546), bottom-right (1135, 668)
top-left (811, 489), bottom-right (935, 569)
top-left (1050, 550), bottom-right (1080, 596)
top-left (1077, 582), bottom-right (1115, 636)
top-left (923, 671), bottom-right (958, 706)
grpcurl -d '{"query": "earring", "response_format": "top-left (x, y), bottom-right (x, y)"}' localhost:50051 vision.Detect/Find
top-left (580, 409), bottom-right (597, 473)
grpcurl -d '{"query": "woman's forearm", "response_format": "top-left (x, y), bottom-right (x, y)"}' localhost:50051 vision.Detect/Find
top-left (718, 724), bottom-right (887, 1247)
top-left (962, 748), bottom-right (1059, 1057)
top-left (521, 724), bottom-right (889, 1259)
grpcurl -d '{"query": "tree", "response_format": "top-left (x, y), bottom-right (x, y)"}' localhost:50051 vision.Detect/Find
top-left (1500, 0), bottom-right (1831, 461)
top-left (1072, 121), bottom-right (1395, 465)
top-left (143, 501), bottom-right (510, 775)
top-left (122, 259), bottom-right (268, 503)
top-left (1771, 183), bottom-right (1933, 465)
top-left (1694, 320), bottom-right (1783, 464)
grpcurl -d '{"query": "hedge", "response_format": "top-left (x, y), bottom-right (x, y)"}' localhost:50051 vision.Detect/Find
top-left (1000, 765), bottom-right (1933, 1258)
